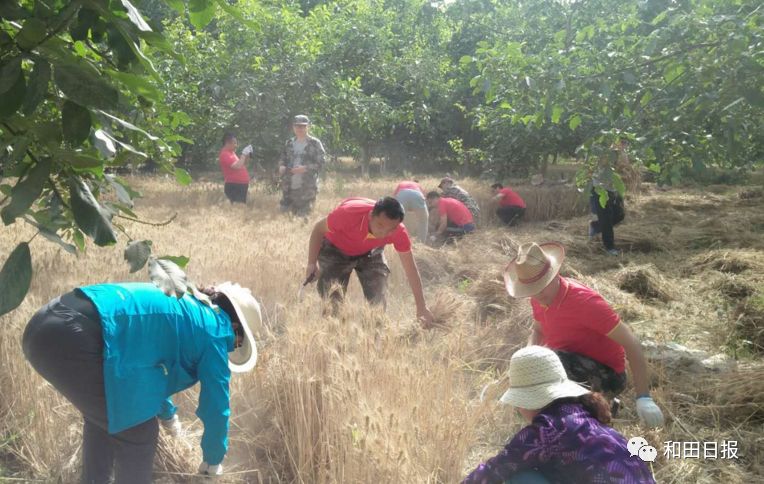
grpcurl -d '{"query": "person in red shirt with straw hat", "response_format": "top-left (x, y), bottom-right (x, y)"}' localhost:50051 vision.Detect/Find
top-left (305, 196), bottom-right (434, 327)
top-left (503, 241), bottom-right (664, 428)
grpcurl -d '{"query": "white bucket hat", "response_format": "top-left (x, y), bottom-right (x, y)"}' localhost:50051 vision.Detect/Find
top-left (500, 345), bottom-right (589, 409)
top-left (214, 282), bottom-right (261, 373)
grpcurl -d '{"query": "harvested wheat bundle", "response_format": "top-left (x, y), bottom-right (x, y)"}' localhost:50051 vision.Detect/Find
top-left (515, 185), bottom-right (588, 221)
top-left (615, 265), bottom-right (674, 302)
top-left (709, 274), bottom-right (756, 301)
top-left (686, 249), bottom-right (763, 275)
top-left (428, 288), bottom-right (472, 330)
top-left (469, 272), bottom-right (516, 321)
top-left (414, 246), bottom-right (457, 283)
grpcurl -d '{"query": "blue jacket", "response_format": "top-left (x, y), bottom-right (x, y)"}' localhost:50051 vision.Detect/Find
top-left (79, 283), bottom-right (233, 465)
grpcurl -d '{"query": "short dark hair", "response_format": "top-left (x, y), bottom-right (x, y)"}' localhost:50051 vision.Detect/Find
top-left (222, 132), bottom-right (236, 145)
top-left (426, 191), bottom-right (441, 200)
top-left (372, 196), bottom-right (405, 222)
top-left (491, 183), bottom-right (503, 189)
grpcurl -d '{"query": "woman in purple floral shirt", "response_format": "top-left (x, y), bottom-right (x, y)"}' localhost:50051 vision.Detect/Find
top-left (463, 346), bottom-right (656, 484)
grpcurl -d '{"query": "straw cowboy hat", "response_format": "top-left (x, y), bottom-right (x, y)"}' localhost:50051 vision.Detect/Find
top-left (503, 242), bottom-right (565, 298)
top-left (215, 282), bottom-right (261, 373)
top-left (500, 345), bottom-right (589, 409)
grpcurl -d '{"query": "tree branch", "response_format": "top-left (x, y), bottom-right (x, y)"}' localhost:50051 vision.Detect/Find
top-left (115, 212), bottom-right (178, 226)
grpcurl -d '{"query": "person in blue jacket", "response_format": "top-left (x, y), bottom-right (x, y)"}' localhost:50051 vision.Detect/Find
top-left (22, 281), bottom-right (261, 483)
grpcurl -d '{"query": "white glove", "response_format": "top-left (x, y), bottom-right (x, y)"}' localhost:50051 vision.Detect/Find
top-left (636, 396), bottom-right (664, 428)
top-left (242, 144), bottom-right (253, 156)
top-left (159, 414), bottom-right (182, 437)
top-left (198, 462), bottom-right (223, 477)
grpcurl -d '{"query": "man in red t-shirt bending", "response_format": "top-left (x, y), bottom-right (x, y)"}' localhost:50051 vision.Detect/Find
top-left (218, 132), bottom-right (252, 204)
top-left (305, 197), bottom-right (434, 327)
top-left (426, 191), bottom-right (475, 244)
top-left (503, 241), bottom-right (665, 429)
top-left (491, 183), bottom-right (526, 226)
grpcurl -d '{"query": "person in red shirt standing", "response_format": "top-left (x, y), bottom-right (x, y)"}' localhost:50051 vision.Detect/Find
top-left (305, 197), bottom-right (434, 327)
top-left (394, 180), bottom-right (428, 242)
top-left (503, 241), bottom-right (665, 429)
top-left (425, 191), bottom-right (475, 244)
top-left (219, 133), bottom-right (252, 204)
top-left (491, 183), bottom-right (526, 226)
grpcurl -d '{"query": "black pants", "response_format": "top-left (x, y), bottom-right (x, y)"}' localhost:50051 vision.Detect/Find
top-left (22, 291), bottom-right (158, 484)
top-left (589, 190), bottom-right (624, 251)
top-left (496, 205), bottom-right (525, 226)
top-left (555, 350), bottom-right (627, 398)
top-left (224, 182), bottom-right (248, 204)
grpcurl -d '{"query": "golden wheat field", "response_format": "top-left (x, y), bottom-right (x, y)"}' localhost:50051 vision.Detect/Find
top-left (1, 174), bottom-right (763, 483)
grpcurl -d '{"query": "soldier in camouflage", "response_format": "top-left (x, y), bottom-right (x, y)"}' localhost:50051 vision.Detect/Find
top-left (278, 115), bottom-right (326, 216)
top-left (438, 177), bottom-right (480, 223)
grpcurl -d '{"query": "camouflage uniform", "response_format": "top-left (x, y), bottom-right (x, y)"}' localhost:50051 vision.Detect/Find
top-left (555, 350), bottom-right (627, 398)
top-left (317, 239), bottom-right (390, 307)
top-left (442, 185), bottom-right (480, 222)
top-left (279, 135), bottom-right (326, 216)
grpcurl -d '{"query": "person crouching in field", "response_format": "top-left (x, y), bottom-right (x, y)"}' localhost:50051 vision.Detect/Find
top-left (394, 180), bottom-right (429, 242)
top-left (438, 176), bottom-right (481, 222)
top-left (491, 183), bottom-right (526, 226)
top-left (504, 242), bottom-right (664, 428)
top-left (426, 191), bottom-right (476, 244)
top-left (22, 281), bottom-right (261, 483)
top-left (219, 132), bottom-right (252, 204)
top-left (305, 196), bottom-right (434, 327)
top-left (463, 346), bottom-right (656, 484)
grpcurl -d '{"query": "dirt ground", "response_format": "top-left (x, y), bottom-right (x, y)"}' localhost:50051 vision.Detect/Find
top-left (1, 175), bottom-right (762, 483)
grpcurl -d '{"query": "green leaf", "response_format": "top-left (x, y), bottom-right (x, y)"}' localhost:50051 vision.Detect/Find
top-left (72, 229), bottom-right (85, 251)
top-left (663, 64), bottom-right (685, 84)
top-left (16, 18), bottom-right (47, 50)
top-left (721, 97), bottom-right (745, 112)
top-left (612, 173), bottom-right (626, 197)
top-left (119, 0), bottom-right (151, 32)
top-left (551, 106), bottom-right (563, 124)
top-left (105, 69), bottom-right (163, 102)
top-left (0, 57), bottom-right (22, 93)
top-left (105, 174), bottom-right (135, 207)
top-left (166, 0), bottom-right (185, 14)
top-left (22, 59), bottom-right (51, 115)
top-left (189, 0), bottom-right (217, 30)
top-left (93, 129), bottom-right (117, 158)
top-left (149, 256), bottom-right (188, 298)
top-left (68, 177), bottom-right (118, 246)
top-left (124, 239), bottom-right (152, 273)
top-left (54, 149), bottom-right (102, 169)
top-left (97, 110), bottom-right (158, 140)
top-left (1, 158), bottom-right (52, 225)
top-left (62, 101), bottom-right (92, 146)
top-left (0, 71), bottom-right (26, 118)
top-left (595, 186), bottom-right (609, 208)
top-left (569, 114), bottom-right (582, 130)
top-left (54, 63), bottom-right (119, 110)
top-left (0, 242), bottom-right (32, 316)
top-left (159, 255), bottom-right (190, 269)
top-left (174, 167), bottom-right (192, 185)
top-left (23, 217), bottom-right (76, 254)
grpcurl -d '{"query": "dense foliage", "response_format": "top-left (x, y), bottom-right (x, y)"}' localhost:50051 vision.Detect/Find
top-left (1, 0), bottom-right (762, 314)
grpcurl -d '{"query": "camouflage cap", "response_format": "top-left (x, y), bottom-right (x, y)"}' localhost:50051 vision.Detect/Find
top-left (293, 115), bottom-right (310, 125)
top-left (438, 177), bottom-right (454, 188)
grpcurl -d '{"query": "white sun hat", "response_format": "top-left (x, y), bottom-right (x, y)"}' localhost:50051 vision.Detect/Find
top-left (214, 282), bottom-right (261, 373)
top-left (500, 345), bottom-right (589, 409)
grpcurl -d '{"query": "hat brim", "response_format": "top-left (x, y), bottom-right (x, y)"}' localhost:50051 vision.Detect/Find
top-left (499, 379), bottom-right (589, 409)
top-left (215, 286), bottom-right (259, 373)
top-left (503, 242), bottom-right (565, 298)
top-left (293, 122), bottom-right (309, 126)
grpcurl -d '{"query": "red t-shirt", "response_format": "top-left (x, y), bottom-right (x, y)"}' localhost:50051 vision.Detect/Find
top-left (531, 277), bottom-right (625, 373)
top-left (498, 187), bottom-right (526, 208)
top-left (438, 197), bottom-right (474, 226)
top-left (219, 149), bottom-right (250, 184)
top-left (325, 198), bottom-right (412, 257)
top-left (394, 181), bottom-right (424, 195)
